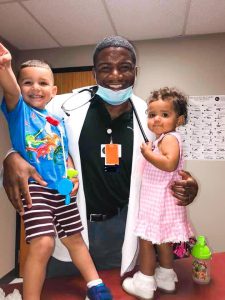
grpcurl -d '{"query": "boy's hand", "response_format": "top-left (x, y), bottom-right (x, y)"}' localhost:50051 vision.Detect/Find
top-left (70, 177), bottom-right (79, 196)
top-left (0, 43), bottom-right (11, 70)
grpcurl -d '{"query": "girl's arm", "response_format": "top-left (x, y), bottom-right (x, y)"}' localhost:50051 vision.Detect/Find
top-left (141, 134), bottom-right (180, 172)
top-left (67, 154), bottom-right (79, 195)
top-left (0, 43), bottom-right (20, 111)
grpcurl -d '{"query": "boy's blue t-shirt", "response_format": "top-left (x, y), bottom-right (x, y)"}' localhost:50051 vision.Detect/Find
top-left (1, 95), bottom-right (69, 190)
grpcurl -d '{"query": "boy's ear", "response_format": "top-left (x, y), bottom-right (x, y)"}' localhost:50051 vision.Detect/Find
top-left (177, 115), bottom-right (185, 126)
top-left (52, 85), bottom-right (57, 97)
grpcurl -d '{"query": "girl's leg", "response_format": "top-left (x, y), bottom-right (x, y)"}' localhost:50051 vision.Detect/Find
top-left (23, 236), bottom-right (55, 300)
top-left (157, 242), bottom-right (173, 269)
top-left (122, 238), bottom-right (157, 299)
top-left (139, 238), bottom-right (156, 275)
top-left (155, 243), bottom-right (178, 293)
top-left (61, 233), bottom-right (99, 282)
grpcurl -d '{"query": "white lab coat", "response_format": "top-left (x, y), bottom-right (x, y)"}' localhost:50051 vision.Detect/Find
top-left (45, 87), bottom-right (154, 275)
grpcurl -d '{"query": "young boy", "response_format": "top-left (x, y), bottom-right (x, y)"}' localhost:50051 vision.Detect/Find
top-left (0, 43), bottom-right (112, 300)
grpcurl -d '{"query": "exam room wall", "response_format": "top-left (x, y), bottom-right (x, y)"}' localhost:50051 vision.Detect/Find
top-left (1, 33), bottom-right (225, 278)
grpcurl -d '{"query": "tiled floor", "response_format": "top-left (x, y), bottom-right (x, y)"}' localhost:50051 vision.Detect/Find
top-left (1, 253), bottom-right (225, 300)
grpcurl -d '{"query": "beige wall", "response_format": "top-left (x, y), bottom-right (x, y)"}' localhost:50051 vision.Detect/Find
top-left (0, 94), bottom-right (16, 278)
top-left (0, 42), bottom-right (17, 278)
top-left (1, 33), bottom-right (225, 277)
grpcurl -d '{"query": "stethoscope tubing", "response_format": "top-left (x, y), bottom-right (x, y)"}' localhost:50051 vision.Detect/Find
top-left (61, 87), bottom-right (149, 143)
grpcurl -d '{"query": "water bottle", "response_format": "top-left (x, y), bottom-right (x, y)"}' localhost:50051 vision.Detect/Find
top-left (191, 235), bottom-right (212, 284)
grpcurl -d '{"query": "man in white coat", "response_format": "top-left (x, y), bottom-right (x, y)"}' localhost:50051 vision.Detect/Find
top-left (3, 36), bottom-right (198, 278)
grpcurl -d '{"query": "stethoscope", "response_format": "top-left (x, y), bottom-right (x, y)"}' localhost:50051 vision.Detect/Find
top-left (61, 85), bottom-right (149, 143)
top-left (61, 85), bottom-right (97, 116)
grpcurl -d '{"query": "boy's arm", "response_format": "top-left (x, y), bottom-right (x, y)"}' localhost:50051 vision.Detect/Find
top-left (0, 43), bottom-right (20, 111)
top-left (67, 154), bottom-right (79, 195)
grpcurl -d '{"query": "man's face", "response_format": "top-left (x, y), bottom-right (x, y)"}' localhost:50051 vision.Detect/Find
top-left (93, 47), bottom-right (137, 90)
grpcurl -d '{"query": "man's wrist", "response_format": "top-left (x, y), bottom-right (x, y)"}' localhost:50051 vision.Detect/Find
top-left (4, 148), bottom-right (17, 159)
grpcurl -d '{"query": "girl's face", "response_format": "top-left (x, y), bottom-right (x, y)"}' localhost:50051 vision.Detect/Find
top-left (18, 67), bottom-right (57, 110)
top-left (147, 99), bottom-right (183, 138)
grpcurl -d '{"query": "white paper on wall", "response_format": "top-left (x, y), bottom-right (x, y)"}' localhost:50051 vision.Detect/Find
top-left (177, 95), bottom-right (225, 160)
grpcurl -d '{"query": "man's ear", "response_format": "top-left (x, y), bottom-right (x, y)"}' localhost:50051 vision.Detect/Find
top-left (92, 68), bottom-right (97, 83)
top-left (135, 66), bottom-right (138, 77)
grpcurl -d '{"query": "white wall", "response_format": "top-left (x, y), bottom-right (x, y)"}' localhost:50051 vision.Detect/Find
top-left (1, 33), bottom-right (225, 277)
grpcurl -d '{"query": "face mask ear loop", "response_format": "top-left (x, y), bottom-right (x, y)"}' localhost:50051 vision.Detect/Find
top-left (129, 99), bottom-right (149, 143)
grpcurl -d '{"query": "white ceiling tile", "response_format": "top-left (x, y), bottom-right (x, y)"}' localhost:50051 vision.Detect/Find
top-left (0, 2), bottom-right (59, 50)
top-left (105, 0), bottom-right (188, 40)
top-left (22, 0), bottom-right (115, 47)
top-left (1, 0), bottom-right (225, 51)
top-left (186, 0), bottom-right (225, 35)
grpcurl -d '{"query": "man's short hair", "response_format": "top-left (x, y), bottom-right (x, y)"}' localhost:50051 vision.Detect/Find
top-left (93, 36), bottom-right (136, 66)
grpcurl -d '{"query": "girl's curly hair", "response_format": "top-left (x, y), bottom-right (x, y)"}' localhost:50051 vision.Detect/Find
top-left (147, 87), bottom-right (188, 124)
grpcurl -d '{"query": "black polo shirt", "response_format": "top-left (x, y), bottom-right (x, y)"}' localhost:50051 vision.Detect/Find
top-left (79, 96), bottom-right (133, 215)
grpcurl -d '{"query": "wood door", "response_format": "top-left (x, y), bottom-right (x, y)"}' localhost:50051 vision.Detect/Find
top-left (18, 69), bottom-right (96, 277)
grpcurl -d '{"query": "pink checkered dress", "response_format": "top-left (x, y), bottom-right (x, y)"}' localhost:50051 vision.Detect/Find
top-left (134, 131), bottom-right (193, 244)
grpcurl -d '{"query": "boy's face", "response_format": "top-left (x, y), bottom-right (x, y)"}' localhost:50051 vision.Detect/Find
top-left (18, 67), bottom-right (57, 110)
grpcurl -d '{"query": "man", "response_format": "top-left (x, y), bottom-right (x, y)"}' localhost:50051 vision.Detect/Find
top-left (3, 36), bottom-right (198, 278)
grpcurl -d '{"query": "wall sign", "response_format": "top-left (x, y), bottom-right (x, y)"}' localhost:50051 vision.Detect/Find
top-left (178, 95), bottom-right (225, 160)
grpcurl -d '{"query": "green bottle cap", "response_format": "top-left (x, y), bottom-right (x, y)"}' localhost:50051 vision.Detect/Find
top-left (67, 168), bottom-right (78, 179)
top-left (191, 236), bottom-right (211, 259)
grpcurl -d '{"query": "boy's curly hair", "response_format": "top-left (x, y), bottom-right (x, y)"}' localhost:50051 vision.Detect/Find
top-left (147, 87), bottom-right (188, 124)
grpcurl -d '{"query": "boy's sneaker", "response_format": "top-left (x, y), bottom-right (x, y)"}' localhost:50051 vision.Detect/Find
top-left (85, 283), bottom-right (112, 300)
top-left (122, 271), bottom-right (156, 300)
top-left (155, 267), bottom-right (178, 293)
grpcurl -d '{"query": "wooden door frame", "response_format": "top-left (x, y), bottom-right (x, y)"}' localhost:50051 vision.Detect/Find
top-left (52, 65), bottom-right (93, 73)
top-left (15, 65), bottom-right (94, 277)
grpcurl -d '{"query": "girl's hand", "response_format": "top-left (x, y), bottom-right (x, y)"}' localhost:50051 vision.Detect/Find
top-left (140, 141), bottom-right (153, 158)
top-left (70, 177), bottom-right (79, 196)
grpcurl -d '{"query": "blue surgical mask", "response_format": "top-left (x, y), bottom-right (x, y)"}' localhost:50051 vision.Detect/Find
top-left (96, 85), bottom-right (133, 106)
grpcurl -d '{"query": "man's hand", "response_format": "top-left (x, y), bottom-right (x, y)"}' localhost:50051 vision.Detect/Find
top-left (170, 170), bottom-right (198, 206)
top-left (3, 152), bottom-right (47, 215)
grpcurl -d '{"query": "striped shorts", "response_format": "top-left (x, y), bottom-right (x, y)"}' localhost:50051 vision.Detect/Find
top-left (22, 183), bottom-right (83, 243)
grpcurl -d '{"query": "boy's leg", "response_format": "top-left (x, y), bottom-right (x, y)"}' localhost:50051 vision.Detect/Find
top-left (61, 233), bottom-right (99, 282)
top-left (23, 236), bottom-right (54, 300)
top-left (46, 205), bottom-right (128, 278)
top-left (61, 234), bottom-right (112, 300)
